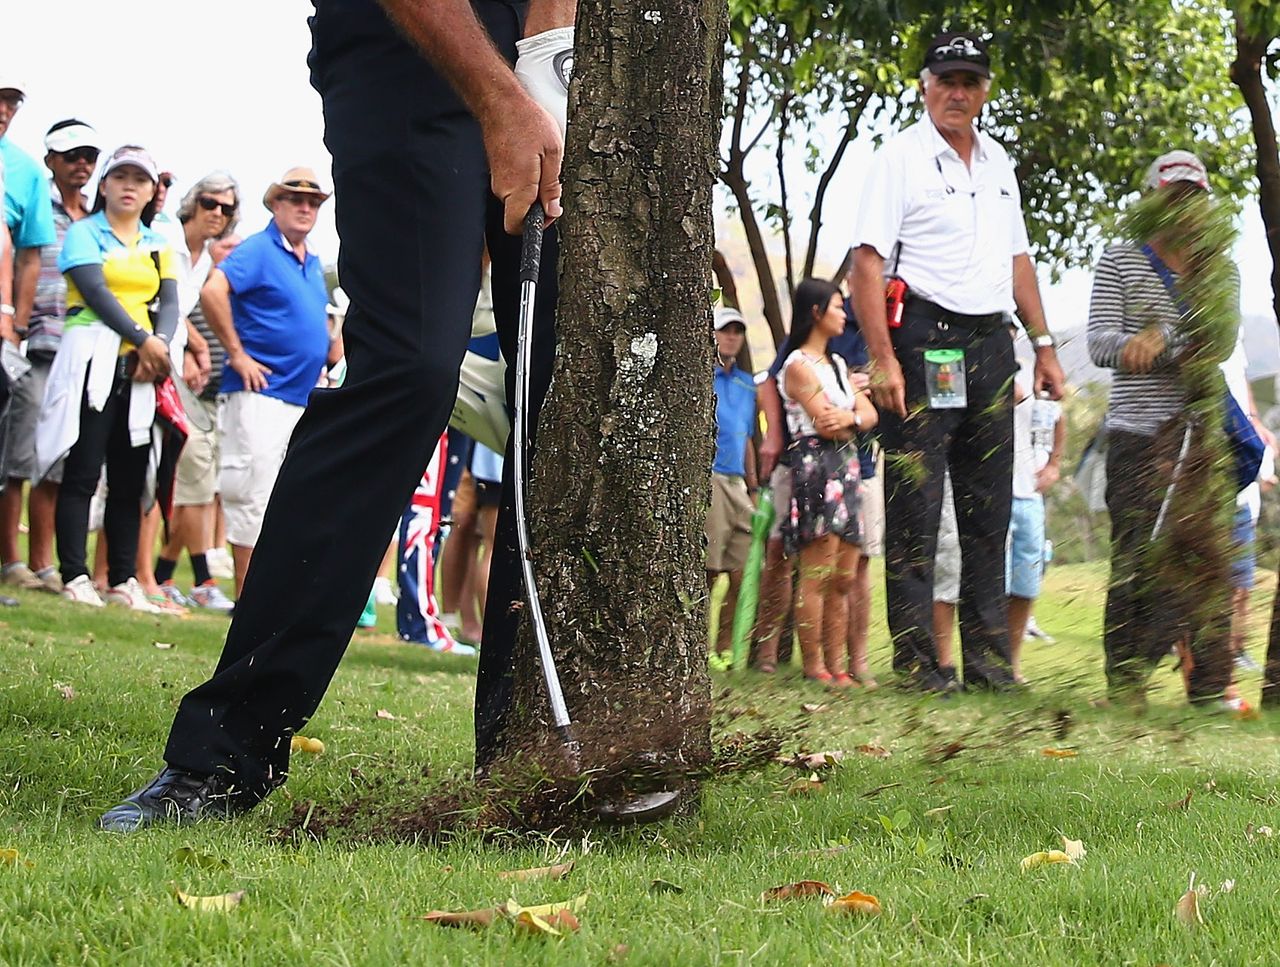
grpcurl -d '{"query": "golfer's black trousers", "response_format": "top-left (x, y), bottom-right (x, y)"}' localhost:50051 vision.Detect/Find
top-left (877, 312), bottom-right (1016, 688)
top-left (163, 0), bottom-right (557, 798)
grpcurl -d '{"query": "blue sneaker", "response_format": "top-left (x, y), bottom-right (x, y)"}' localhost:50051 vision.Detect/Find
top-left (357, 590), bottom-right (377, 628)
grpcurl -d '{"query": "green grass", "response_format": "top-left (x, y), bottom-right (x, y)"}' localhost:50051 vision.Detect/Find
top-left (3, 562), bottom-right (1280, 965)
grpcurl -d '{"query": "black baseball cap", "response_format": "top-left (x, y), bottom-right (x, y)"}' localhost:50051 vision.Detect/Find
top-left (922, 31), bottom-right (991, 78)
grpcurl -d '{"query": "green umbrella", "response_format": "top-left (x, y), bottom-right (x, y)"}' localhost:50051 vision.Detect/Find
top-left (731, 485), bottom-right (775, 671)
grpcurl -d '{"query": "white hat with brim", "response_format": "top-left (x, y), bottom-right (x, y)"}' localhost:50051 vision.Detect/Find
top-left (44, 121), bottom-right (100, 154)
top-left (101, 146), bottom-right (159, 183)
top-left (1144, 150), bottom-right (1209, 192)
top-left (263, 166), bottom-right (331, 210)
top-left (0, 77), bottom-right (26, 97)
top-left (714, 307), bottom-right (747, 331)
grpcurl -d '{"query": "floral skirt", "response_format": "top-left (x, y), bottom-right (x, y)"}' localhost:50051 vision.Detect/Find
top-left (782, 435), bottom-right (862, 556)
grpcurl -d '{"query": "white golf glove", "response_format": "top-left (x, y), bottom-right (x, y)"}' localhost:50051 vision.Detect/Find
top-left (514, 26), bottom-right (574, 137)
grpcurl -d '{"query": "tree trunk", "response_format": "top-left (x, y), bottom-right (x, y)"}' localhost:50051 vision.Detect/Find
top-left (1231, 20), bottom-right (1280, 707)
top-left (723, 59), bottom-right (788, 349)
top-left (498, 0), bottom-right (725, 780)
top-left (1230, 25), bottom-right (1280, 324)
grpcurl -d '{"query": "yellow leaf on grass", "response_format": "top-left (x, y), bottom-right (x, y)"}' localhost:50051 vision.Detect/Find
top-left (498, 861), bottom-right (574, 882)
top-left (825, 890), bottom-right (882, 916)
top-left (1020, 850), bottom-right (1074, 871)
top-left (761, 880), bottom-right (836, 902)
top-left (0, 848), bottom-right (33, 868)
top-left (1041, 748), bottom-right (1078, 758)
top-left (288, 736), bottom-right (325, 754)
top-left (1060, 836), bottom-right (1087, 862)
top-left (504, 893), bottom-right (589, 920)
top-left (513, 909), bottom-right (580, 937)
top-left (171, 886), bottom-right (245, 912)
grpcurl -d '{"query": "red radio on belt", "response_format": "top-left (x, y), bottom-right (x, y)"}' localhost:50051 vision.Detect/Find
top-left (884, 277), bottom-right (909, 328)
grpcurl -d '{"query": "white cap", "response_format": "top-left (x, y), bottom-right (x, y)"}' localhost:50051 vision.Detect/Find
top-left (101, 145), bottom-right (159, 183)
top-left (714, 307), bottom-right (746, 331)
top-left (0, 76), bottom-right (26, 97)
top-left (1144, 150), bottom-right (1209, 192)
top-left (44, 120), bottom-right (99, 154)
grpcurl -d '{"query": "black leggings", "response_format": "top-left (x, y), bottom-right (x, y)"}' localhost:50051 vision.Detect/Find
top-left (56, 372), bottom-right (150, 587)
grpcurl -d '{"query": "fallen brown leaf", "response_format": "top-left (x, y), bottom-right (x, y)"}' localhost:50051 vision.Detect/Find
top-left (513, 909), bottom-right (580, 937)
top-left (761, 880), bottom-right (836, 902)
top-left (924, 805), bottom-right (953, 819)
top-left (421, 907), bottom-right (499, 929)
top-left (1174, 873), bottom-right (1205, 926)
top-left (825, 890), bottom-right (882, 916)
top-left (1167, 790), bottom-right (1194, 811)
top-left (801, 703), bottom-right (829, 714)
top-left (927, 741), bottom-right (966, 763)
top-left (1041, 748), bottom-right (1078, 759)
top-left (782, 751), bottom-right (845, 770)
top-left (861, 782), bottom-right (902, 799)
top-left (1246, 823), bottom-right (1273, 839)
top-left (498, 861), bottom-right (574, 882)
top-left (375, 708), bottom-right (397, 721)
top-left (856, 744), bottom-right (891, 759)
top-left (54, 682), bottom-right (75, 701)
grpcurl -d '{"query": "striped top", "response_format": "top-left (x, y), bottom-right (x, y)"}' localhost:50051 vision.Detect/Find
top-left (1087, 242), bottom-right (1197, 436)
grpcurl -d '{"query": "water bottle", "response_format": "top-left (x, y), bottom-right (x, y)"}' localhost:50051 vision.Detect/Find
top-left (1031, 391), bottom-right (1058, 454)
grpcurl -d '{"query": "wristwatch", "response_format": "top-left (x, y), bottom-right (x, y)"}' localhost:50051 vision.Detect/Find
top-left (1031, 333), bottom-right (1055, 349)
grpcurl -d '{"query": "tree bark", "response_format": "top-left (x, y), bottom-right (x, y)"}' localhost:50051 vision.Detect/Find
top-left (1231, 20), bottom-right (1280, 707)
top-left (499, 0), bottom-right (726, 777)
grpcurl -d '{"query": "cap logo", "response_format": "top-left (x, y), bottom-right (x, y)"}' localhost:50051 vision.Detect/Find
top-left (933, 36), bottom-right (982, 60)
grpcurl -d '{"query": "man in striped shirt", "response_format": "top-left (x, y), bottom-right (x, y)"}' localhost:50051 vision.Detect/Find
top-left (1087, 149), bottom-right (1235, 708)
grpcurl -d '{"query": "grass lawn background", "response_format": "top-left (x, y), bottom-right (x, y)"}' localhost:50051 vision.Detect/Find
top-left (4, 558), bottom-right (1280, 965)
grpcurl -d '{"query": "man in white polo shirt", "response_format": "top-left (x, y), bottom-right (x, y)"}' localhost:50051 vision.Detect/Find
top-left (850, 30), bottom-right (1065, 692)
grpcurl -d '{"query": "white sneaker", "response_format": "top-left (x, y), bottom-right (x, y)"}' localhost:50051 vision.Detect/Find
top-left (104, 578), bottom-right (163, 614)
top-left (63, 574), bottom-right (104, 608)
top-left (207, 547), bottom-right (235, 580)
top-left (373, 576), bottom-right (397, 606)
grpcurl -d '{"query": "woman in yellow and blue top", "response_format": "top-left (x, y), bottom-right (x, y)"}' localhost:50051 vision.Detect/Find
top-left (34, 145), bottom-right (179, 611)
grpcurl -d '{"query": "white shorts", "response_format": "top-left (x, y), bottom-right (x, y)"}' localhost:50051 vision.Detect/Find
top-left (218, 392), bottom-right (305, 548)
top-left (934, 471), bottom-right (960, 604)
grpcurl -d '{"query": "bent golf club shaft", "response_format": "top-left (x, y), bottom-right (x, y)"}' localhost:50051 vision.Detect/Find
top-left (515, 202), bottom-right (575, 743)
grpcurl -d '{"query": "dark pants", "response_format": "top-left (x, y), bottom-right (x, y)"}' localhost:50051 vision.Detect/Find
top-left (163, 0), bottom-right (557, 798)
top-left (878, 312), bottom-right (1016, 688)
top-left (56, 373), bottom-right (150, 587)
top-left (1103, 428), bottom-right (1231, 701)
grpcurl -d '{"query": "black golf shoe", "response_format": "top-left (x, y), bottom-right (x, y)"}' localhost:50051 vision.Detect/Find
top-left (98, 766), bottom-right (248, 833)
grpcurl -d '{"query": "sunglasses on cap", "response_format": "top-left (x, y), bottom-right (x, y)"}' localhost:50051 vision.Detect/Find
top-left (197, 196), bottom-right (237, 217)
top-left (932, 36), bottom-right (984, 60)
top-left (283, 179), bottom-right (323, 192)
top-left (56, 147), bottom-right (99, 165)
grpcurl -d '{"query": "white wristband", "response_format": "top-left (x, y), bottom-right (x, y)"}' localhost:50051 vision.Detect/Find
top-left (514, 26), bottom-right (574, 137)
top-left (0, 304), bottom-right (14, 316)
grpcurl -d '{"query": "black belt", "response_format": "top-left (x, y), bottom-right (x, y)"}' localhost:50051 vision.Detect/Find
top-left (903, 296), bottom-right (1005, 332)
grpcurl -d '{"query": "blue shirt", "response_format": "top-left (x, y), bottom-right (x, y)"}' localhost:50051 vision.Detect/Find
top-left (713, 361), bottom-right (757, 477)
top-left (218, 220), bottom-right (330, 407)
top-left (768, 300), bottom-right (876, 478)
top-left (0, 138), bottom-right (56, 249)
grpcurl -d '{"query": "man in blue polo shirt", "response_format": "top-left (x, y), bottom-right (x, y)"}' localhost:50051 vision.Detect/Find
top-left (198, 166), bottom-right (331, 596)
top-left (707, 307), bottom-right (758, 667)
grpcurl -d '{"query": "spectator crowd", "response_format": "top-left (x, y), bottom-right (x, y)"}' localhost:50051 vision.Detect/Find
top-left (1, 27), bottom-right (1273, 724)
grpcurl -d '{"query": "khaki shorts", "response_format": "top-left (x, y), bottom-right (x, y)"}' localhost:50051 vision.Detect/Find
top-left (860, 463), bottom-right (885, 559)
top-left (174, 398), bottom-right (220, 506)
top-left (3, 352), bottom-right (62, 483)
top-left (705, 473), bottom-right (753, 573)
top-left (219, 391), bottom-right (305, 548)
top-left (767, 462), bottom-right (792, 542)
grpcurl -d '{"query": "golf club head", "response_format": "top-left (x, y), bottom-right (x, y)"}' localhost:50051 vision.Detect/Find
top-left (593, 787), bottom-right (683, 826)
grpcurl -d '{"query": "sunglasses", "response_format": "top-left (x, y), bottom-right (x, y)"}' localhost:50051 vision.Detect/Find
top-left (280, 192), bottom-right (323, 209)
top-left (931, 37), bottom-right (984, 60)
top-left (159, 175), bottom-right (174, 188)
top-left (57, 147), bottom-right (99, 165)
top-left (197, 196), bottom-right (237, 217)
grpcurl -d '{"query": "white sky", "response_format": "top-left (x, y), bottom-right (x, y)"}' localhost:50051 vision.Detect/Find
top-left (6, 0), bottom-right (1276, 331)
